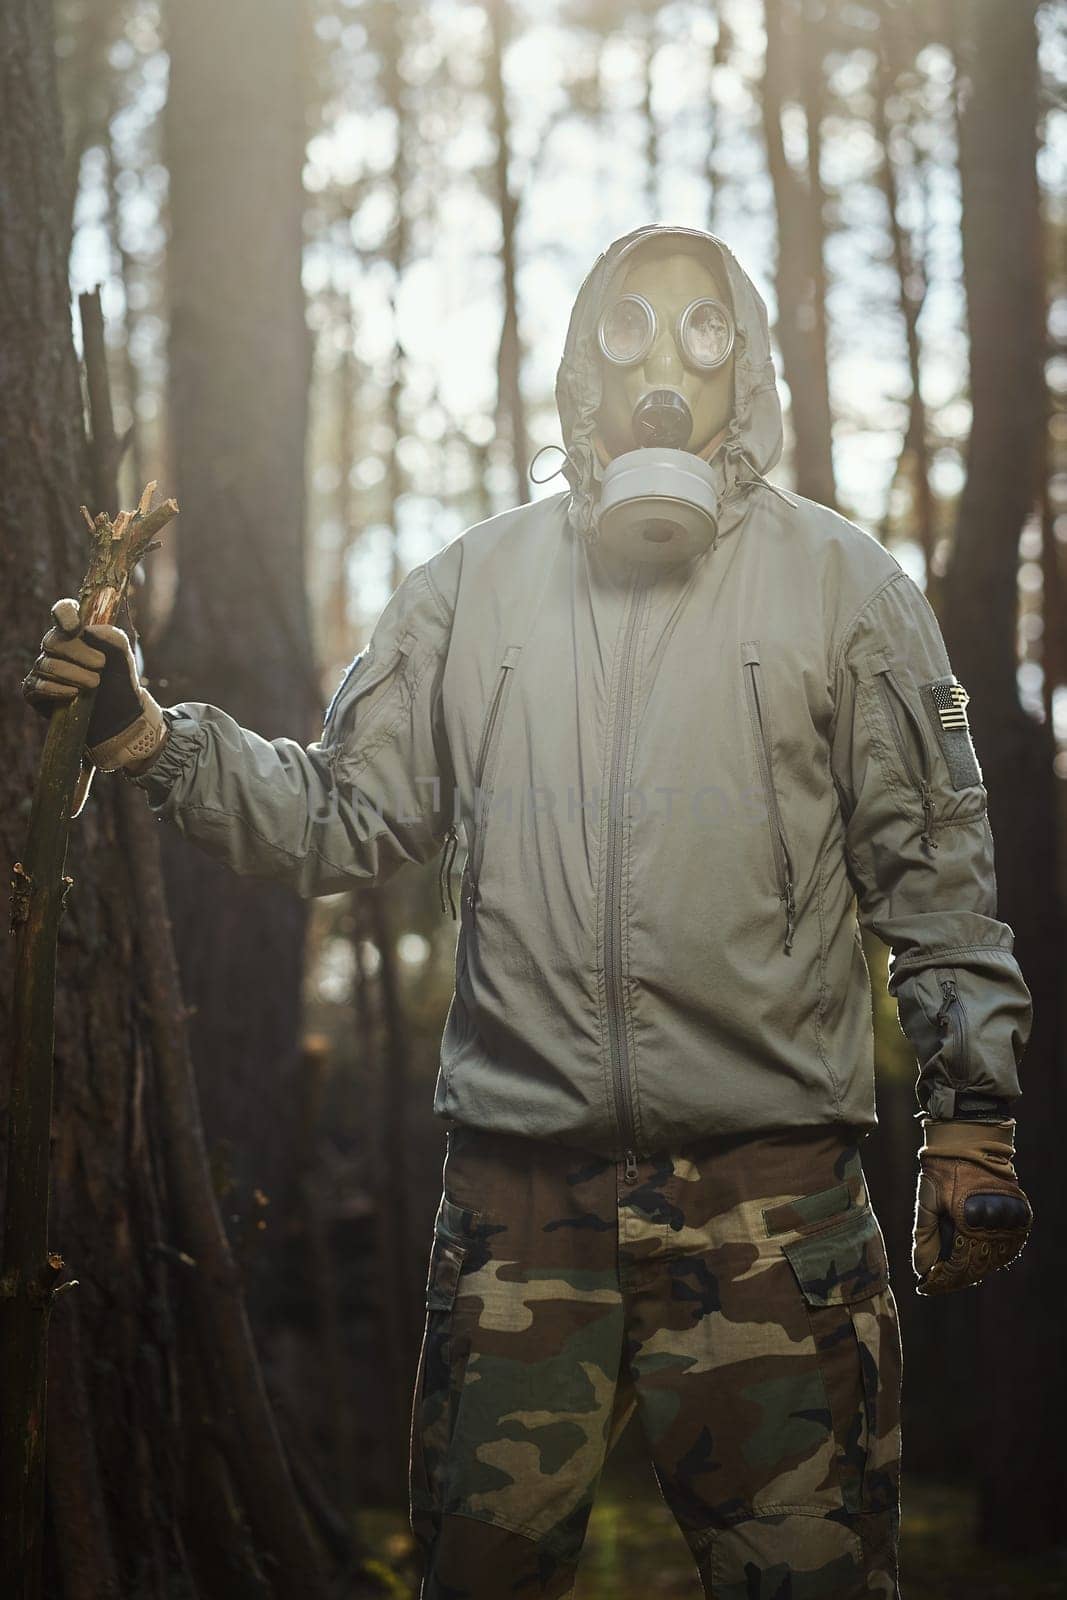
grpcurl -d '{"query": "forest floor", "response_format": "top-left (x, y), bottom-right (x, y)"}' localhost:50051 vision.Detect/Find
top-left (357, 1426), bottom-right (1067, 1598)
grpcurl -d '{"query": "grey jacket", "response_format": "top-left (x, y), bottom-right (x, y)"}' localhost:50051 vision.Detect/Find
top-left (139, 224), bottom-right (1031, 1160)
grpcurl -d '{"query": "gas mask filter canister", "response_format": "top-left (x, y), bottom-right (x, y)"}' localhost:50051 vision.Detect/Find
top-left (594, 289), bottom-right (735, 566)
top-left (598, 447), bottom-right (722, 566)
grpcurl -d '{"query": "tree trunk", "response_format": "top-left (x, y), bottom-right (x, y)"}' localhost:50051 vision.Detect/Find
top-left (328, 319), bottom-right (358, 673)
top-left (872, 1), bottom-right (933, 567)
top-left (487, 0), bottom-right (530, 507)
top-left (944, 0), bottom-right (1066, 1551)
top-left (760, 0), bottom-right (836, 507)
top-left (59, 0), bottom-right (122, 240)
top-left (640, 1), bottom-right (659, 221)
top-left (159, 0), bottom-right (317, 1313)
top-left (706, 5), bottom-right (728, 233)
top-left (0, 6), bottom-right (187, 1592)
top-left (383, 1), bottom-right (411, 595)
top-left (367, 888), bottom-right (417, 1500)
top-left (104, 126), bottom-right (145, 506)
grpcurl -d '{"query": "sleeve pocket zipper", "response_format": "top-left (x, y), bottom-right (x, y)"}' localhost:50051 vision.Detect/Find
top-left (741, 643), bottom-right (797, 954)
top-left (936, 977), bottom-right (968, 1084)
top-left (441, 646), bottom-right (521, 923)
top-left (874, 663), bottom-right (938, 852)
top-left (323, 630), bottom-right (417, 750)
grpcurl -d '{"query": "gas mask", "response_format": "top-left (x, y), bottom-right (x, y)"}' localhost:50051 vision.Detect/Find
top-left (595, 248), bottom-right (736, 566)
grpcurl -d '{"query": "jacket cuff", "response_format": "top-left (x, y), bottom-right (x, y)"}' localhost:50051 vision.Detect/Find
top-left (951, 1091), bottom-right (1013, 1122)
top-left (918, 1085), bottom-right (1017, 1122)
top-left (921, 1084), bottom-right (958, 1121)
top-left (127, 708), bottom-right (206, 804)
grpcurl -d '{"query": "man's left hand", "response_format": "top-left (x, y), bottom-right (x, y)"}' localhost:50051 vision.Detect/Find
top-left (912, 1118), bottom-right (1032, 1295)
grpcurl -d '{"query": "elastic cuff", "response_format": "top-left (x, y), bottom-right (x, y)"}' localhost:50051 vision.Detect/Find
top-left (127, 709), bottom-right (205, 802)
top-left (952, 1092), bottom-right (1012, 1122)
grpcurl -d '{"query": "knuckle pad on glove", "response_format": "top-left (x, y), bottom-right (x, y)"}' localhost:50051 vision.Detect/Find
top-left (963, 1193), bottom-right (1030, 1230)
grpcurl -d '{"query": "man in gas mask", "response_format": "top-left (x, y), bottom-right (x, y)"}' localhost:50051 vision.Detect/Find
top-left (25, 225), bottom-right (1032, 1598)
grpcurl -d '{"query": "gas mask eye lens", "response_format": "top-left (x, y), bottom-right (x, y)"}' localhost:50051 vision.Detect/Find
top-left (678, 298), bottom-right (735, 370)
top-left (598, 295), bottom-right (655, 366)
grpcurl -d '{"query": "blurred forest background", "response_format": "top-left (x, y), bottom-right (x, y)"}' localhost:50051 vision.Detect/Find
top-left (1, 0), bottom-right (1066, 1596)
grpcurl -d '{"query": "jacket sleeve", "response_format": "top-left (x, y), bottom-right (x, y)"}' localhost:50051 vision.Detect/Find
top-left (132, 561), bottom-right (456, 898)
top-left (829, 570), bottom-right (1031, 1119)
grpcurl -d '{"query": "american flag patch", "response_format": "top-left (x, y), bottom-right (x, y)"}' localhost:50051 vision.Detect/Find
top-left (930, 679), bottom-right (970, 731)
top-left (920, 675), bottom-right (981, 789)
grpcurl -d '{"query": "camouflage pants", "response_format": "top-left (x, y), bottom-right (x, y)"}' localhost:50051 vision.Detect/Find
top-left (409, 1125), bottom-right (902, 1598)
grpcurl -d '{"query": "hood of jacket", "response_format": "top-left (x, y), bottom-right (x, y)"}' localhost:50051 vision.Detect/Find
top-left (554, 224), bottom-right (784, 543)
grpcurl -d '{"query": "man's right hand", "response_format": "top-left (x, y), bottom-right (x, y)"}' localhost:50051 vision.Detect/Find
top-left (23, 598), bottom-right (169, 775)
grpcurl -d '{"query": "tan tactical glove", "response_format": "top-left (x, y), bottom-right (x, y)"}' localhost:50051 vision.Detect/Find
top-left (913, 1118), bottom-right (1032, 1295)
top-left (22, 598), bottom-right (168, 775)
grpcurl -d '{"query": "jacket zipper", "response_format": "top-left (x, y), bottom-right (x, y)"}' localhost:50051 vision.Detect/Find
top-left (464, 648), bottom-right (520, 920)
top-left (741, 648), bottom-right (797, 954)
top-left (606, 573), bottom-right (650, 1183)
top-left (876, 667), bottom-right (938, 852)
top-left (438, 823), bottom-right (460, 919)
top-left (936, 978), bottom-right (967, 1083)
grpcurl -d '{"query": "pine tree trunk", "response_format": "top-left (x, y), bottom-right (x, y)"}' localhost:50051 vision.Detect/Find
top-left (760, 0), bottom-right (836, 507)
top-left (0, 6), bottom-right (187, 1591)
top-left (944, 0), bottom-right (1066, 1551)
top-left (159, 0), bottom-right (317, 1315)
top-left (872, 6), bottom-right (933, 565)
top-left (487, 0), bottom-right (529, 507)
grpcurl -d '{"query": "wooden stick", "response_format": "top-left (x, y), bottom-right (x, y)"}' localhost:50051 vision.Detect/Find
top-left (0, 487), bottom-right (176, 1600)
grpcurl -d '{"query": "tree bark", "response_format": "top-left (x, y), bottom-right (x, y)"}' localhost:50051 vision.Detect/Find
top-left (104, 125), bottom-right (146, 506)
top-left (383, 0), bottom-right (411, 595)
top-left (0, 7), bottom-right (189, 1593)
top-left (944, 0), bottom-right (1066, 1551)
top-left (487, 0), bottom-right (530, 507)
top-left (159, 0), bottom-right (317, 1310)
top-left (760, 0), bottom-right (837, 507)
top-left (640, 0), bottom-right (659, 221)
top-left (706, 5), bottom-right (729, 233)
top-left (872, 1), bottom-right (933, 567)
top-left (59, 0), bottom-right (122, 241)
top-left (367, 888), bottom-right (417, 1499)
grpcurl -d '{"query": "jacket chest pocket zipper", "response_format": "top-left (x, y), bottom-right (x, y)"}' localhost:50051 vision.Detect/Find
top-left (873, 662), bottom-right (938, 852)
top-left (464, 646), bottom-right (521, 919)
top-left (323, 630), bottom-right (417, 763)
top-left (741, 642), bottom-right (796, 954)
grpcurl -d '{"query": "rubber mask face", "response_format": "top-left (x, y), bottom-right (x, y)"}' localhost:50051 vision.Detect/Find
top-left (596, 250), bottom-right (736, 458)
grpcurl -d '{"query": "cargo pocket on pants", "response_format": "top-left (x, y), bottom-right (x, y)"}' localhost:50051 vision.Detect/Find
top-left (783, 1205), bottom-right (902, 1518)
top-left (409, 1203), bottom-right (476, 1548)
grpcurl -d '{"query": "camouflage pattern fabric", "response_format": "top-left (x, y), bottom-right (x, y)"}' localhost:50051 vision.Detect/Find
top-left (409, 1125), bottom-right (902, 1598)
